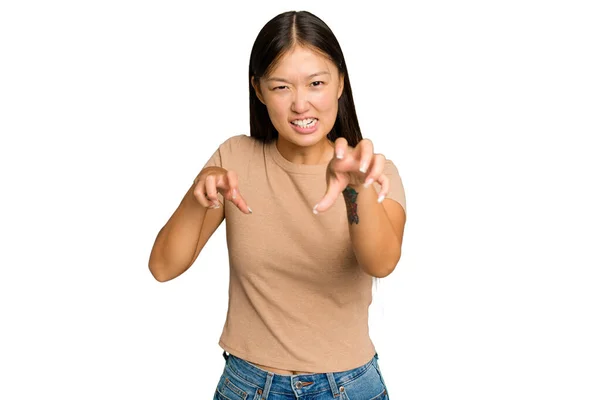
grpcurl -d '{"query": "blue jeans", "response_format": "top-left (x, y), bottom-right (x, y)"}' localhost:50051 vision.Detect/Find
top-left (214, 351), bottom-right (390, 399)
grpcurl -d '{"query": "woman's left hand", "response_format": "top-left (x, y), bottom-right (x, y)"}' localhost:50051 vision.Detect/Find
top-left (313, 137), bottom-right (389, 214)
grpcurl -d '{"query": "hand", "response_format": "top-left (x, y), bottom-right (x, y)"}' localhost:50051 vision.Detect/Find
top-left (193, 167), bottom-right (252, 214)
top-left (313, 138), bottom-right (389, 214)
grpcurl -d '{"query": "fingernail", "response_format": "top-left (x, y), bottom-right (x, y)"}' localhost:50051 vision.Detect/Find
top-left (359, 163), bottom-right (368, 173)
top-left (364, 178), bottom-right (374, 188)
top-left (232, 189), bottom-right (237, 200)
top-left (313, 204), bottom-right (319, 214)
top-left (336, 150), bottom-right (344, 159)
top-left (248, 207), bottom-right (253, 214)
top-left (209, 204), bottom-right (220, 209)
top-left (377, 194), bottom-right (385, 203)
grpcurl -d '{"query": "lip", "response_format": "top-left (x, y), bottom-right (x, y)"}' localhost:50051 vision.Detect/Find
top-left (289, 118), bottom-right (319, 134)
top-left (289, 116), bottom-right (318, 122)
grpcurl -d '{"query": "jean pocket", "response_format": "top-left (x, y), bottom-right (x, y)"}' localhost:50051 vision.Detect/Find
top-left (214, 375), bottom-right (249, 400)
top-left (374, 358), bottom-right (388, 388)
top-left (340, 362), bottom-right (387, 400)
top-left (370, 388), bottom-right (390, 400)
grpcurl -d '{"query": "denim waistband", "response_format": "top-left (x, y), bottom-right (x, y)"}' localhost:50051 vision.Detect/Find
top-left (221, 351), bottom-right (379, 397)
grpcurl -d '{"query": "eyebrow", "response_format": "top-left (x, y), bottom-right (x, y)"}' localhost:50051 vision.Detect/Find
top-left (266, 71), bottom-right (331, 83)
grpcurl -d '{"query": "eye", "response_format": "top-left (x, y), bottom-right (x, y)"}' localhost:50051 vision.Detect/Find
top-left (273, 85), bottom-right (288, 91)
top-left (310, 81), bottom-right (325, 87)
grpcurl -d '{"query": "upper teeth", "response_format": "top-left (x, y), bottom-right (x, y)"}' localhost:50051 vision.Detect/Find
top-left (292, 118), bottom-right (316, 127)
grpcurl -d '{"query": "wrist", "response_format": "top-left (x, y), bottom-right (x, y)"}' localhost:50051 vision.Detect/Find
top-left (344, 183), bottom-right (385, 203)
top-left (345, 182), bottom-right (368, 192)
top-left (342, 185), bottom-right (360, 224)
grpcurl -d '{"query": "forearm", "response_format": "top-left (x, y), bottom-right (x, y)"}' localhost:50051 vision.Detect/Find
top-left (148, 184), bottom-right (209, 281)
top-left (344, 184), bottom-right (400, 278)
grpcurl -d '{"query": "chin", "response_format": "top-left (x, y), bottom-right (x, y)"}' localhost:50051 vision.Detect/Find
top-left (280, 128), bottom-right (330, 147)
top-left (292, 133), bottom-right (327, 147)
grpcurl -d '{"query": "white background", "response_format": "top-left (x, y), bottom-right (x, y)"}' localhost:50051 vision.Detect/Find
top-left (1, 0), bottom-right (599, 399)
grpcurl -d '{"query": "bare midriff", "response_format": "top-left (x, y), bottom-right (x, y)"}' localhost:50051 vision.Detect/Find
top-left (250, 361), bottom-right (315, 376)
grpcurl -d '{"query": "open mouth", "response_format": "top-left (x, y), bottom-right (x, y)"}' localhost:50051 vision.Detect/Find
top-left (290, 118), bottom-right (318, 128)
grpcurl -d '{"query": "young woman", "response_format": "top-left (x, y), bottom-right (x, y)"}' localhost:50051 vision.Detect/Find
top-left (149, 10), bottom-right (406, 399)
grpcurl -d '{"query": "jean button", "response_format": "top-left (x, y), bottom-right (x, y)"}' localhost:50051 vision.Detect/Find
top-left (295, 381), bottom-right (303, 389)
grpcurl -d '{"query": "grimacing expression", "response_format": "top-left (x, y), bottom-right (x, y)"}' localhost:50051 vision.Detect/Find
top-left (253, 45), bottom-right (344, 147)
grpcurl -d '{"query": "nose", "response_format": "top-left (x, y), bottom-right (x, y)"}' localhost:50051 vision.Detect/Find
top-left (291, 88), bottom-right (309, 114)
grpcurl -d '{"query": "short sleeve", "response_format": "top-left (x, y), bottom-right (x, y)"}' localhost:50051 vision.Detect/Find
top-left (198, 138), bottom-right (227, 204)
top-left (198, 135), bottom-right (251, 203)
top-left (202, 147), bottom-right (222, 169)
top-left (201, 134), bottom-right (250, 171)
top-left (373, 159), bottom-right (406, 215)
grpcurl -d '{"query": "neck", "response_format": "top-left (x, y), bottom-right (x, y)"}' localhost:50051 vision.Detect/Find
top-left (276, 137), bottom-right (334, 165)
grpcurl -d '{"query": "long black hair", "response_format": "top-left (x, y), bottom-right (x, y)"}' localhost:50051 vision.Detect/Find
top-left (248, 11), bottom-right (363, 147)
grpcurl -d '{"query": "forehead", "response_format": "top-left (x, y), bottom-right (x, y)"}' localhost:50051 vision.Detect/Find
top-left (267, 46), bottom-right (337, 78)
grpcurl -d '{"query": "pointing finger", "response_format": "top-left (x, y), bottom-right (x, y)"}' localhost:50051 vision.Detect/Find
top-left (231, 192), bottom-right (253, 214)
top-left (376, 174), bottom-right (390, 203)
top-left (193, 179), bottom-right (212, 208)
top-left (364, 153), bottom-right (386, 187)
top-left (204, 175), bottom-right (221, 208)
top-left (313, 178), bottom-right (345, 214)
top-left (335, 137), bottom-right (349, 160)
top-left (221, 170), bottom-right (252, 214)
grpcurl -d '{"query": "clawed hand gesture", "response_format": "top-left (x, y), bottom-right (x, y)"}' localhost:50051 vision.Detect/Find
top-left (193, 138), bottom-right (389, 216)
top-left (193, 167), bottom-right (252, 214)
top-left (313, 138), bottom-right (389, 214)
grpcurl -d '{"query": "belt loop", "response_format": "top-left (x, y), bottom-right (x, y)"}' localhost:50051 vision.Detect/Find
top-left (222, 351), bottom-right (229, 361)
top-left (326, 373), bottom-right (340, 396)
top-left (261, 371), bottom-right (274, 399)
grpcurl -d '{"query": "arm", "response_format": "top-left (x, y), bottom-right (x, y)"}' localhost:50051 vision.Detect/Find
top-left (313, 138), bottom-right (407, 277)
top-left (149, 164), bottom-right (251, 282)
top-left (148, 181), bottom-right (225, 282)
top-left (343, 184), bottom-right (406, 278)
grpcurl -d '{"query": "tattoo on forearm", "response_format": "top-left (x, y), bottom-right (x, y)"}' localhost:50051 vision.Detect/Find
top-left (342, 186), bottom-right (359, 224)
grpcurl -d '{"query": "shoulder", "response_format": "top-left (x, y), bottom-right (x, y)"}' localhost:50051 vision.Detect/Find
top-left (382, 158), bottom-right (402, 178)
top-left (217, 134), bottom-right (262, 153)
top-left (381, 157), bottom-right (407, 213)
top-left (214, 135), bottom-right (265, 171)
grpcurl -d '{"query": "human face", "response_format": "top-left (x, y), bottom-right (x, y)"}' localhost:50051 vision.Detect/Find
top-left (253, 46), bottom-right (344, 151)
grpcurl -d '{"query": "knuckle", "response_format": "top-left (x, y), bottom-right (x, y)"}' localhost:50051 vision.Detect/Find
top-left (193, 193), bottom-right (206, 205)
top-left (193, 186), bottom-right (205, 197)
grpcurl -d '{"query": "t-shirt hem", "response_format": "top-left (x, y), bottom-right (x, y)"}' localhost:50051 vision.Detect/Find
top-left (218, 339), bottom-right (376, 374)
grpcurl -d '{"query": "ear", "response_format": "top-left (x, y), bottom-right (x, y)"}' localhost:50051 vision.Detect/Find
top-left (251, 76), bottom-right (266, 105)
top-left (337, 72), bottom-right (345, 99)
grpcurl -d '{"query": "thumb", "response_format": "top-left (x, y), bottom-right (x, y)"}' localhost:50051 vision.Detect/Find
top-left (313, 178), bottom-right (346, 214)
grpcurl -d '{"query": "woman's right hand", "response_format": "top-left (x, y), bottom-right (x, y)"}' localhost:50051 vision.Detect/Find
top-left (192, 167), bottom-right (252, 214)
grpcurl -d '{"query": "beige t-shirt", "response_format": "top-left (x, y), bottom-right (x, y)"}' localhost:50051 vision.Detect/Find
top-left (203, 134), bottom-right (406, 373)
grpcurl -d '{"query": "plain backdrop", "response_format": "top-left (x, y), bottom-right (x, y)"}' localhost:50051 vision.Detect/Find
top-left (1, 0), bottom-right (599, 399)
